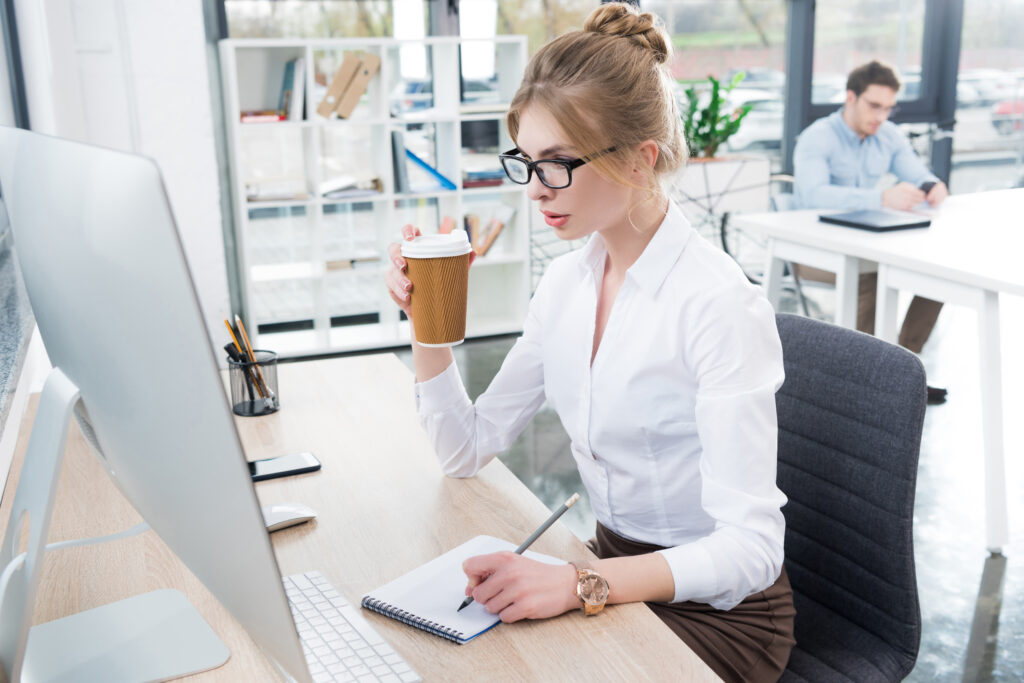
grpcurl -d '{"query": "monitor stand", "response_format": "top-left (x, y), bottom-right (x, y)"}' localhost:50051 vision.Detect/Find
top-left (0, 368), bottom-right (230, 682)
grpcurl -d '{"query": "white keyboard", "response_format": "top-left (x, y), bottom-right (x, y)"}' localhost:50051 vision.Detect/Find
top-left (284, 571), bottom-right (422, 683)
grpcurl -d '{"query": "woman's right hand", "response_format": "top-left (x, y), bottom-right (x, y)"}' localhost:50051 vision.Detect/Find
top-left (385, 224), bottom-right (421, 319)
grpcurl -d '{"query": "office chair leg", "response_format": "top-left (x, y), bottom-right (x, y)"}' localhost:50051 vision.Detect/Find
top-left (719, 212), bottom-right (760, 286)
top-left (787, 262), bottom-right (811, 317)
top-left (719, 214), bottom-right (811, 316)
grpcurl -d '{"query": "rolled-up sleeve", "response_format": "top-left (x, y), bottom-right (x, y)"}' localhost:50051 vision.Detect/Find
top-left (657, 284), bottom-right (787, 610)
top-left (888, 128), bottom-right (937, 187)
top-left (414, 282), bottom-right (549, 478)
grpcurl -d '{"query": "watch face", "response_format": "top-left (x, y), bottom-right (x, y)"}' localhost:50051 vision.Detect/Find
top-left (579, 573), bottom-right (609, 605)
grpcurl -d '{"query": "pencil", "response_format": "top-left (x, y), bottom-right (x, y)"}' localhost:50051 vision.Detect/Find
top-left (235, 314), bottom-right (274, 402)
top-left (225, 319), bottom-right (265, 399)
top-left (457, 492), bottom-right (580, 612)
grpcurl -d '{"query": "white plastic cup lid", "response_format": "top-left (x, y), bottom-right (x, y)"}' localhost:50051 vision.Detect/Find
top-left (400, 230), bottom-right (472, 258)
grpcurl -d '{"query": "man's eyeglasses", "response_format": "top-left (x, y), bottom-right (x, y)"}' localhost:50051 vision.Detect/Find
top-left (859, 97), bottom-right (899, 117)
top-left (498, 147), bottom-right (616, 189)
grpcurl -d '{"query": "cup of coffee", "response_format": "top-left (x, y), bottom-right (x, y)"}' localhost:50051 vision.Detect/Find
top-left (401, 230), bottom-right (473, 347)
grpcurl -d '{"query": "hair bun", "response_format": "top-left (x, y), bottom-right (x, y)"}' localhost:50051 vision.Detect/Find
top-left (583, 3), bottom-right (671, 64)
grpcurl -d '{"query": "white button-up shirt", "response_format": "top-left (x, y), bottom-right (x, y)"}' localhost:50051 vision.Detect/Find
top-left (414, 201), bottom-right (786, 610)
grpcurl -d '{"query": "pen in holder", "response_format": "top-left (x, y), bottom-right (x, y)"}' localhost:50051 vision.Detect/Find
top-left (227, 349), bottom-right (279, 417)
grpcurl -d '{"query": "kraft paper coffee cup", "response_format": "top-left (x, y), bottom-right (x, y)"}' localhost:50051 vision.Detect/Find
top-left (401, 230), bottom-right (473, 347)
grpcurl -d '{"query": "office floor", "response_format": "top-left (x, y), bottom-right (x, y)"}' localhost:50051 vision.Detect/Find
top-left (394, 282), bottom-right (1024, 681)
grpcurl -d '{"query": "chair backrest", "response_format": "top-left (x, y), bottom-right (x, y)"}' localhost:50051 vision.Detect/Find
top-left (770, 173), bottom-right (795, 212)
top-left (775, 313), bottom-right (926, 680)
top-left (771, 192), bottom-right (796, 212)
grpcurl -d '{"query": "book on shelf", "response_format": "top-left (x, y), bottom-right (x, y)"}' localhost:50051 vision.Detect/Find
top-left (464, 168), bottom-right (505, 181)
top-left (467, 204), bottom-right (515, 256)
top-left (278, 58), bottom-right (305, 122)
top-left (334, 52), bottom-right (381, 119)
top-left (461, 151), bottom-right (505, 188)
top-left (464, 214), bottom-right (480, 246)
top-left (245, 179), bottom-right (309, 202)
top-left (323, 185), bottom-right (380, 198)
top-left (439, 215), bottom-right (456, 234)
top-left (462, 178), bottom-right (504, 189)
top-left (325, 254), bottom-right (380, 271)
top-left (316, 52), bottom-right (362, 118)
top-left (392, 108), bottom-right (440, 123)
top-left (458, 102), bottom-right (508, 115)
top-left (240, 109), bottom-right (286, 123)
top-left (390, 129), bottom-right (411, 194)
top-left (318, 173), bottom-right (383, 199)
top-left (290, 58), bottom-right (305, 121)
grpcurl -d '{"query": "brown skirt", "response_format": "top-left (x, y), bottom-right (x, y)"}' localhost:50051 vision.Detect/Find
top-left (591, 523), bottom-right (796, 683)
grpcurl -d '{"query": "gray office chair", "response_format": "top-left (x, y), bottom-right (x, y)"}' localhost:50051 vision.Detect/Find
top-left (775, 313), bottom-right (926, 682)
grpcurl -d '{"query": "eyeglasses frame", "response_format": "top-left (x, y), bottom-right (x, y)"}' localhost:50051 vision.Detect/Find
top-left (856, 94), bottom-right (900, 118)
top-left (498, 146), bottom-right (617, 189)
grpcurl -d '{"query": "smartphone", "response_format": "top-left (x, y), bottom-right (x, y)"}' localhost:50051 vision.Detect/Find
top-left (249, 452), bottom-right (321, 482)
top-left (919, 180), bottom-right (936, 194)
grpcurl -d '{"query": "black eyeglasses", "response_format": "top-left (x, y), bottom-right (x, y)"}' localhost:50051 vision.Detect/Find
top-left (498, 147), bottom-right (616, 189)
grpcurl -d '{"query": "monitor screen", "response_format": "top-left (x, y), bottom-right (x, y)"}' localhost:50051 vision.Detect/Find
top-left (0, 127), bottom-right (309, 681)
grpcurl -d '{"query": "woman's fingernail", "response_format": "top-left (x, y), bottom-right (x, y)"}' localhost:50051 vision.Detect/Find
top-left (404, 281), bottom-right (411, 291)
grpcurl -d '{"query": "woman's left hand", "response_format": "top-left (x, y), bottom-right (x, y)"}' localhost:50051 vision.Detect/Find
top-left (462, 552), bottom-right (579, 622)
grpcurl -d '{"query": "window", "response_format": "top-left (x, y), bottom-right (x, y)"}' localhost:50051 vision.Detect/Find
top-left (223, 1), bottom-right (402, 38)
top-left (811, 0), bottom-right (926, 105)
top-left (650, 1), bottom-right (787, 160)
top-left (950, 0), bottom-right (1024, 193)
top-left (487, 0), bottom-right (595, 56)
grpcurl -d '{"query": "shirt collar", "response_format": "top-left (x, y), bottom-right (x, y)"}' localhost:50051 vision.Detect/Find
top-left (577, 231), bottom-right (607, 277)
top-left (574, 200), bottom-right (693, 296)
top-left (831, 107), bottom-right (863, 145)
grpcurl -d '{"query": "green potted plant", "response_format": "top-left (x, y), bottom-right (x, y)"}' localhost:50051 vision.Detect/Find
top-left (674, 71), bottom-right (770, 263)
top-left (682, 72), bottom-right (752, 159)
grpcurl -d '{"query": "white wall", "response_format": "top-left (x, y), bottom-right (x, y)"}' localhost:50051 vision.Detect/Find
top-left (13, 0), bottom-right (230, 342)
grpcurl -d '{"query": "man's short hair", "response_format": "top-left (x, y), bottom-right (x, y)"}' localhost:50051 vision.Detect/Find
top-left (846, 60), bottom-right (901, 96)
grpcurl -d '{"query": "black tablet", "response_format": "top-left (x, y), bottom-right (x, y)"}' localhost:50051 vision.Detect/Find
top-left (819, 209), bottom-right (931, 231)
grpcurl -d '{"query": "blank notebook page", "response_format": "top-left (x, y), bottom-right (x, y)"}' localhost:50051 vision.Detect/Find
top-left (361, 535), bottom-right (566, 643)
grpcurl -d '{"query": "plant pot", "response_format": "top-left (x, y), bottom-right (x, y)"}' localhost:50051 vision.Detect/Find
top-left (673, 154), bottom-right (771, 268)
top-left (674, 154), bottom-right (771, 224)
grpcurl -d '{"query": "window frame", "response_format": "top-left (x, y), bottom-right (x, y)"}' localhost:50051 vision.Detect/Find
top-left (781, 0), bottom-right (964, 183)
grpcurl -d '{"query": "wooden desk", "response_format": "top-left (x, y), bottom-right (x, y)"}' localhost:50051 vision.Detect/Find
top-left (734, 189), bottom-right (1024, 552)
top-left (2, 354), bottom-right (718, 681)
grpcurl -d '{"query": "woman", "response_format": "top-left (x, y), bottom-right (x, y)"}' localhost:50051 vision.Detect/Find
top-left (384, 4), bottom-right (795, 681)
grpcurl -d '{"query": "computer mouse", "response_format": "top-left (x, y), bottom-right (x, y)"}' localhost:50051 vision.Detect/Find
top-left (261, 502), bottom-right (317, 532)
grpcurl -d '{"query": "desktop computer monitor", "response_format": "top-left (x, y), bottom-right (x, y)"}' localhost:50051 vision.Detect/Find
top-left (0, 127), bottom-right (310, 681)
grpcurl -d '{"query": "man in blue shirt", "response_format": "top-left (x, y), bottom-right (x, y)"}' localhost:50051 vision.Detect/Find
top-left (793, 60), bottom-right (948, 401)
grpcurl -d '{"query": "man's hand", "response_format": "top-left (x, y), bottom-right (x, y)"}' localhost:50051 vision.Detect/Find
top-left (882, 182), bottom-right (926, 211)
top-left (925, 180), bottom-right (948, 207)
top-left (462, 552), bottom-right (579, 622)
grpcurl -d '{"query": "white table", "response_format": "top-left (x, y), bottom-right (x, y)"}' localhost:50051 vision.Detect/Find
top-left (733, 189), bottom-right (1024, 552)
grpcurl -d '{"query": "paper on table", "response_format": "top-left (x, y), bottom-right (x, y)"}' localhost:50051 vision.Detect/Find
top-left (361, 535), bottom-right (566, 643)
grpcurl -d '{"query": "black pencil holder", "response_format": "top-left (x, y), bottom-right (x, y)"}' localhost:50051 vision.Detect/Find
top-left (228, 349), bottom-right (280, 417)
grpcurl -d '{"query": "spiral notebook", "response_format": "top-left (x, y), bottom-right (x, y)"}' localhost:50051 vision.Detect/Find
top-left (361, 534), bottom-right (566, 644)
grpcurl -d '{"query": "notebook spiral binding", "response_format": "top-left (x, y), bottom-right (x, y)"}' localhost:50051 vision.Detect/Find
top-left (361, 597), bottom-right (466, 643)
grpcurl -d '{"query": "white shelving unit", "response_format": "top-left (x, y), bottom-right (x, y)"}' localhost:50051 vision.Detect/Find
top-left (219, 36), bottom-right (530, 356)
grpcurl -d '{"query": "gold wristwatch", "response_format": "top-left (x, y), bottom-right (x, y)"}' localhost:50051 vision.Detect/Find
top-left (571, 562), bottom-right (609, 616)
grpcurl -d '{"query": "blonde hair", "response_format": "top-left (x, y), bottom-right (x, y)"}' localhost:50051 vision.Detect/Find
top-left (506, 3), bottom-right (686, 217)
